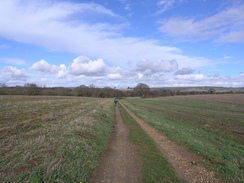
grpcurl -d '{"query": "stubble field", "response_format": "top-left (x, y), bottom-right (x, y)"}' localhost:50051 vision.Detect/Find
top-left (121, 94), bottom-right (244, 182)
top-left (0, 96), bottom-right (114, 183)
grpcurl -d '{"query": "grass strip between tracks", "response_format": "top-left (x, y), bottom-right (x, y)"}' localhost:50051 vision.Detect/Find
top-left (119, 103), bottom-right (184, 183)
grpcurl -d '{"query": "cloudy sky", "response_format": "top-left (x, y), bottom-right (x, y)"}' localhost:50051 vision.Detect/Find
top-left (0, 0), bottom-right (243, 88)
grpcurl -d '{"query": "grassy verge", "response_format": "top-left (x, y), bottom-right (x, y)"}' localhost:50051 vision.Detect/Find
top-left (120, 94), bottom-right (244, 182)
top-left (119, 104), bottom-right (184, 183)
top-left (0, 96), bottom-right (114, 183)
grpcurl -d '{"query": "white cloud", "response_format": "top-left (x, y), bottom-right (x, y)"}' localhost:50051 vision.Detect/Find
top-left (124, 4), bottom-right (131, 11)
top-left (30, 59), bottom-right (66, 78)
top-left (224, 56), bottom-right (233, 59)
top-left (175, 74), bottom-right (205, 81)
top-left (29, 56), bottom-right (124, 82)
top-left (134, 59), bottom-right (178, 75)
top-left (154, 0), bottom-right (188, 16)
top-left (122, 72), bottom-right (244, 88)
top-left (2, 62), bottom-right (243, 87)
top-left (108, 73), bottom-right (122, 80)
top-left (138, 73), bottom-right (143, 79)
top-left (1, 1), bottom-right (242, 88)
top-left (155, 0), bottom-right (175, 15)
top-left (26, 56), bottom-right (224, 87)
top-left (0, 57), bottom-right (27, 65)
top-left (173, 73), bottom-right (244, 87)
top-left (77, 3), bottom-right (121, 18)
top-left (0, 66), bottom-right (29, 85)
top-left (0, 0), bottom-right (211, 70)
top-left (30, 59), bottom-right (58, 74)
top-left (30, 56), bottom-right (116, 78)
top-left (217, 30), bottom-right (244, 43)
top-left (68, 56), bottom-right (108, 76)
top-left (57, 64), bottom-right (67, 78)
top-left (174, 67), bottom-right (195, 75)
top-left (158, 3), bottom-right (244, 42)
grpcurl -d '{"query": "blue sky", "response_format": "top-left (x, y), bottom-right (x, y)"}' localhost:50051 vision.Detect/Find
top-left (0, 0), bottom-right (243, 88)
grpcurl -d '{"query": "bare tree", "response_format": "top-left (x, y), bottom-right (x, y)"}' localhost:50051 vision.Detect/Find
top-left (24, 83), bottom-right (41, 95)
top-left (75, 85), bottom-right (89, 96)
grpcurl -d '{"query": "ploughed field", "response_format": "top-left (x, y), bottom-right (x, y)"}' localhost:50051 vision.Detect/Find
top-left (121, 94), bottom-right (244, 182)
top-left (0, 96), bottom-right (114, 183)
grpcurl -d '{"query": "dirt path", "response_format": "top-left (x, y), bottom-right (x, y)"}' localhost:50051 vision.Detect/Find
top-left (90, 106), bottom-right (142, 183)
top-left (120, 103), bottom-right (224, 183)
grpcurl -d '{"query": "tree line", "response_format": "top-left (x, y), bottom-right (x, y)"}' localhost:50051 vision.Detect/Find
top-left (0, 83), bottom-right (243, 98)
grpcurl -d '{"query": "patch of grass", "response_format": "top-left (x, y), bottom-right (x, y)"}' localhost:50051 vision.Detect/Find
top-left (119, 104), bottom-right (184, 183)
top-left (121, 94), bottom-right (244, 182)
top-left (0, 96), bottom-right (114, 183)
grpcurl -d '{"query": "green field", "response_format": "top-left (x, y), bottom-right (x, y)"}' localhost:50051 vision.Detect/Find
top-left (1, 94), bottom-right (244, 182)
top-left (121, 94), bottom-right (244, 182)
top-left (0, 96), bottom-right (114, 183)
top-left (119, 104), bottom-right (183, 183)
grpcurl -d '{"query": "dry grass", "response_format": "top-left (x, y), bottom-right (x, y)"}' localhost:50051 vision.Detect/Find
top-left (0, 95), bottom-right (114, 183)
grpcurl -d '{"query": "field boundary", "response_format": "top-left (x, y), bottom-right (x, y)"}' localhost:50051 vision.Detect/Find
top-left (120, 102), bottom-right (224, 183)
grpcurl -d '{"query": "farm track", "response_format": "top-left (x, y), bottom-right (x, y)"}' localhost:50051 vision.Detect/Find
top-left (120, 102), bottom-right (224, 183)
top-left (90, 105), bottom-right (142, 183)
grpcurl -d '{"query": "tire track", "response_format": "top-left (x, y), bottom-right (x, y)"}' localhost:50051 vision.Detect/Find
top-left (120, 102), bottom-right (223, 183)
top-left (90, 106), bottom-right (142, 183)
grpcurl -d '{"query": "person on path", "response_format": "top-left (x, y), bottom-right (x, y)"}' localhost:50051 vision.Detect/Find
top-left (114, 98), bottom-right (118, 106)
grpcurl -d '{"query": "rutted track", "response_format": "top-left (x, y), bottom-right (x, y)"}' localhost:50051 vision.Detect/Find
top-left (120, 102), bottom-right (223, 183)
top-left (90, 106), bottom-right (142, 183)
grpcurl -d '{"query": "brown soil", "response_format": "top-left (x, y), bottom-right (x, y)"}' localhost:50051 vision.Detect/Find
top-left (89, 106), bottom-right (142, 183)
top-left (120, 103), bottom-right (224, 183)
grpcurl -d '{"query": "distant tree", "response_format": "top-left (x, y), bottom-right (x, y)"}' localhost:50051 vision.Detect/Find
top-left (24, 83), bottom-right (41, 95)
top-left (148, 90), bottom-right (160, 97)
top-left (89, 84), bottom-right (95, 88)
top-left (208, 88), bottom-right (216, 94)
top-left (75, 85), bottom-right (89, 96)
top-left (0, 83), bottom-right (8, 95)
top-left (0, 83), bottom-right (7, 87)
top-left (56, 87), bottom-right (71, 96)
top-left (103, 86), bottom-right (114, 98)
top-left (89, 84), bottom-right (98, 97)
top-left (75, 84), bottom-right (99, 97)
top-left (134, 83), bottom-right (150, 97)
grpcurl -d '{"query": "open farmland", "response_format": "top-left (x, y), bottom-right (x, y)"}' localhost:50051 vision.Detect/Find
top-left (121, 94), bottom-right (244, 182)
top-left (0, 96), bottom-right (114, 183)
